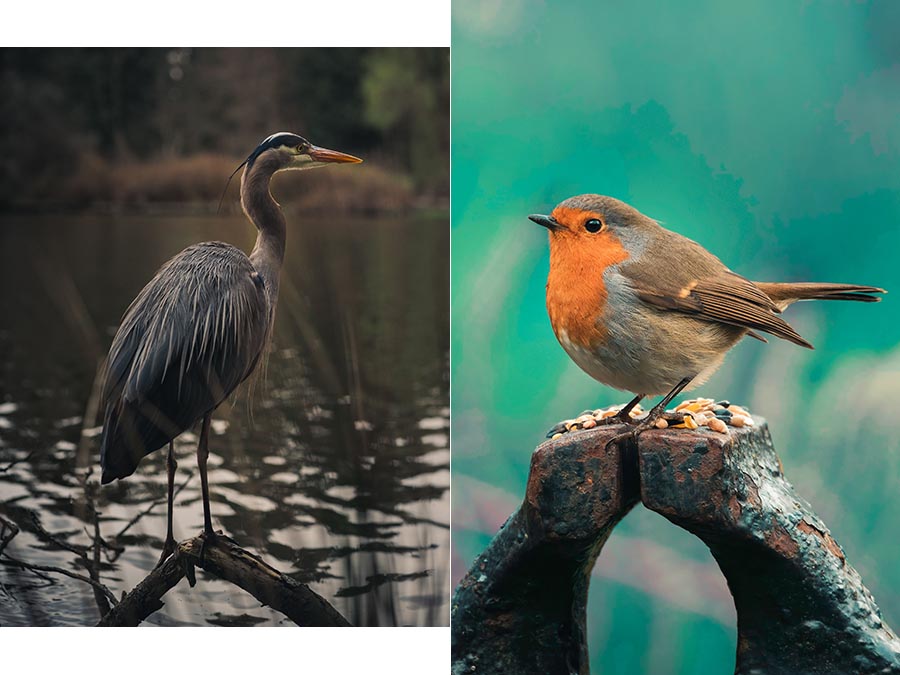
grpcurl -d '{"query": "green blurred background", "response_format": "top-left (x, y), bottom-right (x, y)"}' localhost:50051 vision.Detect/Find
top-left (452, 1), bottom-right (900, 671)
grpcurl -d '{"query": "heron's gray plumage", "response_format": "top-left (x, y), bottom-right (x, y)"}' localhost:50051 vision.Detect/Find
top-left (100, 242), bottom-right (269, 483)
top-left (96, 131), bottom-right (361, 549)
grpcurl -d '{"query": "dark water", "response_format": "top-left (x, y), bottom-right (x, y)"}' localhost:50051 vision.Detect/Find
top-left (0, 210), bottom-right (449, 626)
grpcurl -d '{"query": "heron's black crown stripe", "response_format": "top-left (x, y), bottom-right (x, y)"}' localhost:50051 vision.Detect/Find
top-left (245, 132), bottom-right (308, 170)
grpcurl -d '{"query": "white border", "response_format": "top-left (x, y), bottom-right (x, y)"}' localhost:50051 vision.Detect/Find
top-left (0, 1), bottom-right (450, 47)
top-left (0, 4), bottom-right (452, 670)
top-left (3, 627), bottom-right (450, 673)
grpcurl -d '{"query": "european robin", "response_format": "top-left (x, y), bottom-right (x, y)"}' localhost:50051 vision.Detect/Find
top-left (529, 194), bottom-right (885, 436)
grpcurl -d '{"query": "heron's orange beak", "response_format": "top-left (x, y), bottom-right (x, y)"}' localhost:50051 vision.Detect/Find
top-left (308, 146), bottom-right (363, 164)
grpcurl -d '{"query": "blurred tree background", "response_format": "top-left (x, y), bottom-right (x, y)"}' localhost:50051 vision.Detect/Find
top-left (452, 1), bottom-right (900, 673)
top-left (0, 48), bottom-right (448, 210)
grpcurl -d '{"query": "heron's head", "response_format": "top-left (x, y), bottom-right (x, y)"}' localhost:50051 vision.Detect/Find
top-left (243, 132), bottom-right (363, 173)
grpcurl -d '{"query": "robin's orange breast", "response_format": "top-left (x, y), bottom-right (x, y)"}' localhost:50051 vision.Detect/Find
top-left (545, 228), bottom-right (630, 350)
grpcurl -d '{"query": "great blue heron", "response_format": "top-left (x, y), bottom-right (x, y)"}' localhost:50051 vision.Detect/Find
top-left (98, 132), bottom-right (362, 563)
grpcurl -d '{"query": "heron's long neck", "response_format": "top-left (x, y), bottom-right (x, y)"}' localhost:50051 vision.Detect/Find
top-left (241, 158), bottom-right (286, 304)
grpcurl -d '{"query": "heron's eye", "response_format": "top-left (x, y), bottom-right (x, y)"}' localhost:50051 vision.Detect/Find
top-left (296, 145), bottom-right (305, 153)
top-left (584, 218), bottom-right (603, 233)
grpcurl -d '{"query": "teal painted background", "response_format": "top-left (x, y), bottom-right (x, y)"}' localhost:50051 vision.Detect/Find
top-left (452, 1), bottom-right (900, 671)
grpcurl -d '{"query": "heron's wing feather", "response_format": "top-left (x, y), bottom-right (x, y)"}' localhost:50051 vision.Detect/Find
top-left (100, 242), bottom-right (269, 482)
top-left (633, 271), bottom-right (813, 348)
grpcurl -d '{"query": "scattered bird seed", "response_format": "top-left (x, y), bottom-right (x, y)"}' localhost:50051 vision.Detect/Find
top-left (730, 414), bottom-right (753, 427)
top-left (674, 413), bottom-right (700, 430)
top-left (552, 398), bottom-right (754, 436)
top-left (708, 417), bottom-right (728, 433)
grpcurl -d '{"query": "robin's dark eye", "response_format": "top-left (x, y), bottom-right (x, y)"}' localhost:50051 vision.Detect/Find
top-left (584, 219), bottom-right (602, 233)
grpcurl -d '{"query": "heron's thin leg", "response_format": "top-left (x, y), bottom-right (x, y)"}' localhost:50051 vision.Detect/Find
top-left (156, 441), bottom-right (178, 567)
top-left (197, 413), bottom-right (214, 536)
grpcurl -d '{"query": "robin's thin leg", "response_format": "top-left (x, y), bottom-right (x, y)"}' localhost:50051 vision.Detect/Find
top-left (605, 376), bottom-right (693, 450)
top-left (546, 393), bottom-right (645, 438)
top-left (155, 441), bottom-right (178, 567)
top-left (612, 393), bottom-right (645, 423)
top-left (197, 413), bottom-right (215, 538)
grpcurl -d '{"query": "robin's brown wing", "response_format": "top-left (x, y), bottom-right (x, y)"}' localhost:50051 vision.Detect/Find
top-left (633, 271), bottom-right (813, 348)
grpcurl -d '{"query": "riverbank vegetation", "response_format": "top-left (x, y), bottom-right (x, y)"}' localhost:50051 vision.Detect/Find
top-left (1, 48), bottom-right (448, 213)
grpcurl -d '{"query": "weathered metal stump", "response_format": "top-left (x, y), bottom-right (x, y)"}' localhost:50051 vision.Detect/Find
top-left (451, 419), bottom-right (900, 675)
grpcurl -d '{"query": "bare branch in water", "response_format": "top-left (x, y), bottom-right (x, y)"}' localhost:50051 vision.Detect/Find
top-left (99, 532), bottom-right (351, 627)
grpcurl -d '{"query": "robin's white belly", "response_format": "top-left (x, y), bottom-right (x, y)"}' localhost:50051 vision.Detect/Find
top-left (554, 270), bottom-right (743, 396)
top-left (556, 328), bottom-right (726, 395)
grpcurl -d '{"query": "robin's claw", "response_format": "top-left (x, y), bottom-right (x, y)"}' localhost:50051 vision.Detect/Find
top-left (546, 415), bottom-right (623, 439)
top-left (546, 404), bottom-right (641, 439)
top-left (602, 415), bottom-right (665, 453)
top-left (603, 428), bottom-right (639, 453)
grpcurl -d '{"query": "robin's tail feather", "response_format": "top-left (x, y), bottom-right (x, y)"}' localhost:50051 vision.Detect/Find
top-left (756, 282), bottom-right (886, 310)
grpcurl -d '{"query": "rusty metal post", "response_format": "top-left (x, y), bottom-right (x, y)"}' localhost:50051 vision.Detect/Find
top-left (451, 420), bottom-right (900, 675)
top-left (640, 421), bottom-right (900, 674)
top-left (452, 432), bottom-right (640, 674)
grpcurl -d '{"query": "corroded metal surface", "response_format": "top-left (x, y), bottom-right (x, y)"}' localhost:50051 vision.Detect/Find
top-left (452, 431), bottom-right (639, 675)
top-left (641, 421), bottom-right (900, 674)
top-left (451, 420), bottom-right (900, 675)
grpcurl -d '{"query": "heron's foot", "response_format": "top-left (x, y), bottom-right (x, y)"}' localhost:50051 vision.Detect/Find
top-left (197, 529), bottom-right (218, 563)
top-left (155, 536), bottom-right (177, 569)
top-left (546, 404), bottom-right (645, 439)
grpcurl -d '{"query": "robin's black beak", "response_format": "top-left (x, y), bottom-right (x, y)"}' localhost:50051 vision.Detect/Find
top-left (528, 214), bottom-right (561, 231)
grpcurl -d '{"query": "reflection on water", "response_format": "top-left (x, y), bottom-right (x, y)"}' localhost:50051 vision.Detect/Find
top-left (0, 210), bottom-right (449, 626)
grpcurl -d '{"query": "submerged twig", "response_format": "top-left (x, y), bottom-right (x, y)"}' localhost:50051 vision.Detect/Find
top-left (0, 450), bottom-right (36, 474)
top-left (0, 555), bottom-right (119, 607)
top-left (0, 515), bottom-right (20, 556)
top-left (80, 474), bottom-right (110, 616)
top-left (0, 482), bottom-right (119, 614)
